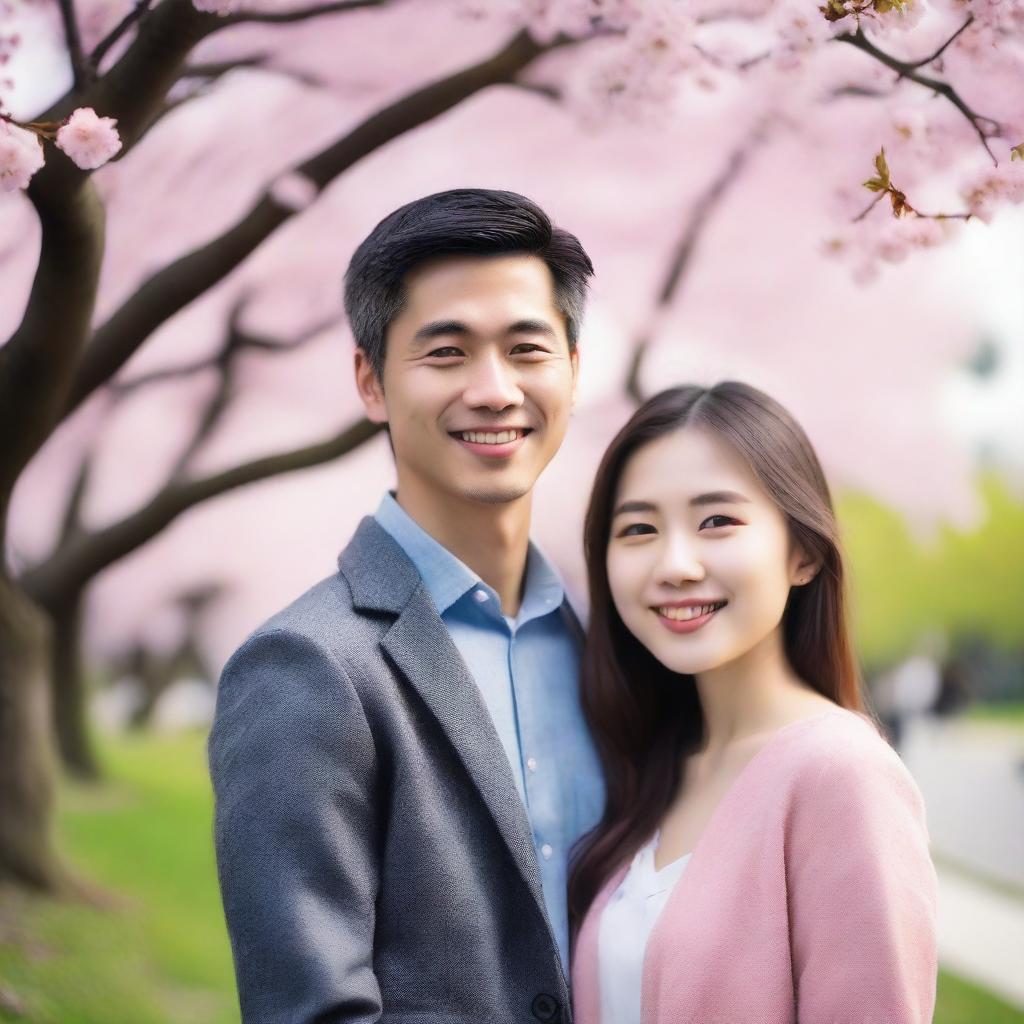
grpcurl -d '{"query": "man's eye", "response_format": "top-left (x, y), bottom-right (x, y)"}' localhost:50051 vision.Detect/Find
top-left (511, 343), bottom-right (546, 355)
top-left (699, 514), bottom-right (737, 530)
top-left (427, 346), bottom-right (463, 358)
top-left (617, 523), bottom-right (657, 538)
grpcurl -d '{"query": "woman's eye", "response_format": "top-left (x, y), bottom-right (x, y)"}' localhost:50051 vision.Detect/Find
top-left (618, 523), bottom-right (657, 538)
top-left (699, 514), bottom-right (737, 530)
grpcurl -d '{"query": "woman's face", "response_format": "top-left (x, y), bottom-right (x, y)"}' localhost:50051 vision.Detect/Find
top-left (606, 426), bottom-right (810, 677)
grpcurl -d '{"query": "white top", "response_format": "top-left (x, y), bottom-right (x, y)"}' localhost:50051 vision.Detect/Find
top-left (598, 833), bottom-right (692, 1024)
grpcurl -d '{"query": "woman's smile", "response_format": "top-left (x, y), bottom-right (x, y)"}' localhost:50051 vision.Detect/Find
top-left (654, 599), bottom-right (728, 633)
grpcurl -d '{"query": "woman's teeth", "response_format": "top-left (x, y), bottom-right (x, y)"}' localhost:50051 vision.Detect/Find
top-left (658, 602), bottom-right (726, 621)
top-left (459, 430), bottom-right (523, 445)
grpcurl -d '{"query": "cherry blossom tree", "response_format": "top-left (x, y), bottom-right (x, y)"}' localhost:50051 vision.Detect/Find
top-left (1, 0), bottom-right (1022, 890)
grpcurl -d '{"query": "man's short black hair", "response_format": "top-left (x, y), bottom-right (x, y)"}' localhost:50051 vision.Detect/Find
top-left (344, 188), bottom-right (594, 378)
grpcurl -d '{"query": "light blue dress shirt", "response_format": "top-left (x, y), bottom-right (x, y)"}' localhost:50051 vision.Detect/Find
top-left (375, 493), bottom-right (605, 970)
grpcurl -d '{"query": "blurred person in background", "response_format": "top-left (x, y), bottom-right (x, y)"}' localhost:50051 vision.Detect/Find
top-left (569, 382), bottom-right (938, 1024)
top-left (208, 189), bottom-right (604, 1023)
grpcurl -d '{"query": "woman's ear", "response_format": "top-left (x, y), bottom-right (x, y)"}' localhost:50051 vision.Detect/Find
top-left (789, 545), bottom-right (822, 587)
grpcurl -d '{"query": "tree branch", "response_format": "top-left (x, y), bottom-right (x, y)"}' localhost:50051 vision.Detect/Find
top-left (513, 81), bottom-right (562, 103)
top-left (828, 84), bottom-right (893, 100)
top-left (43, 0), bottom-right (220, 152)
top-left (167, 356), bottom-right (238, 482)
top-left (21, 417), bottom-right (384, 606)
top-left (625, 135), bottom-right (760, 404)
top-left (179, 55), bottom-right (269, 80)
top-left (836, 25), bottom-right (1000, 164)
top-left (57, 0), bottom-right (89, 90)
top-left (167, 298), bottom-right (337, 476)
top-left (111, 310), bottom-right (332, 394)
top-left (906, 14), bottom-right (974, 70)
top-left (57, 449), bottom-right (96, 546)
top-left (91, 1), bottom-right (154, 70)
top-left (222, 0), bottom-right (386, 26)
top-left (61, 28), bottom-right (582, 421)
top-left (0, 179), bottom-right (105, 539)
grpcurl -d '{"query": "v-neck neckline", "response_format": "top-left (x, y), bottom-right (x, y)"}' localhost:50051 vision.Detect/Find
top-left (652, 706), bottom-right (846, 873)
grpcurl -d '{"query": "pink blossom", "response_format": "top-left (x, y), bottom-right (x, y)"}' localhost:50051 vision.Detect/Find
top-left (903, 217), bottom-right (949, 248)
top-left (889, 106), bottom-right (928, 144)
top-left (628, 1), bottom-right (695, 50)
top-left (960, 161), bottom-right (1024, 222)
top-left (192, 0), bottom-right (236, 13)
top-left (771, 1), bottom-right (839, 51)
top-left (869, 0), bottom-right (928, 33)
top-left (55, 107), bottom-right (122, 170)
top-left (269, 171), bottom-right (318, 212)
top-left (875, 230), bottom-right (911, 264)
top-left (0, 120), bottom-right (44, 191)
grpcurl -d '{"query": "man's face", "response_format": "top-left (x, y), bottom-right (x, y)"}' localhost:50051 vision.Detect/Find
top-left (355, 254), bottom-right (578, 509)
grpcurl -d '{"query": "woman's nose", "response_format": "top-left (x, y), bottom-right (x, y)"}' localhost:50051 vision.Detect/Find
top-left (654, 535), bottom-right (705, 587)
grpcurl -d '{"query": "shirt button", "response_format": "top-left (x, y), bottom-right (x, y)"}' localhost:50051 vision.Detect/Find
top-left (473, 590), bottom-right (489, 603)
top-left (526, 757), bottom-right (538, 772)
top-left (540, 843), bottom-right (553, 860)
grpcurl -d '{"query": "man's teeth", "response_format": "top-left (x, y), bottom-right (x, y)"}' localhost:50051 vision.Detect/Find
top-left (459, 430), bottom-right (523, 445)
top-left (659, 602), bottom-right (725, 621)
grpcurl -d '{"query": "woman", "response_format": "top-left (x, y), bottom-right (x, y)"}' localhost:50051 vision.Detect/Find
top-left (569, 382), bottom-right (937, 1024)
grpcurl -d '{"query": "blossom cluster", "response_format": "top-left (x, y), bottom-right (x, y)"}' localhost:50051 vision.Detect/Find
top-left (192, 0), bottom-right (236, 14)
top-left (960, 160), bottom-right (1024, 223)
top-left (0, 107), bottom-right (121, 192)
top-left (455, 0), bottom-right (1024, 282)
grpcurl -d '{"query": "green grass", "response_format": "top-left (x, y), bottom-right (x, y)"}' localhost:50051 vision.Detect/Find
top-left (966, 701), bottom-right (1024, 725)
top-left (1, 731), bottom-right (1021, 1023)
top-left (838, 476), bottom-right (1024, 666)
top-left (937, 971), bottom-right (1024, 1024)
top-left (0, 731), bottom-right (237, 1024)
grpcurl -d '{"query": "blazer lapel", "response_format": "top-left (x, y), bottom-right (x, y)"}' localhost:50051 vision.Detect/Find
top-left (339, 518), bottom-right (552, 929)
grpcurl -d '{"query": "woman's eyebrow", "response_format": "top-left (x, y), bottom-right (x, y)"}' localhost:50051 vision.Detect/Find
top-left (690, 490), bottom-right (751, 506)
top-left (612, 500), bottom-right (658, 518)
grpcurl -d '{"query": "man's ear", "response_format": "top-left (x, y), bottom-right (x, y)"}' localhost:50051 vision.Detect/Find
top-left (354, 347), bottom-right (388, 424)
top-left (570, 347), bottom-right (580, 409)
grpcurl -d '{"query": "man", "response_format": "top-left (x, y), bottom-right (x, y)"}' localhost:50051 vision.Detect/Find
top-left (209, 188), bottom-right (605, 1024)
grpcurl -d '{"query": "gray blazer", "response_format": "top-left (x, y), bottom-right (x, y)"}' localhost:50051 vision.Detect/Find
top-left (210, 517), bottom-right (576, 1024)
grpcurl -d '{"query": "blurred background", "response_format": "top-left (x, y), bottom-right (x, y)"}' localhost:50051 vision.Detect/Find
top-left (1, 1), bottom-right (1022, 1021)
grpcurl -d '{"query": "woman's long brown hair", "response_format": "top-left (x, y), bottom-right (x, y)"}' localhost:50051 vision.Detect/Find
top-left (568, 382), bottom-right (866, 935)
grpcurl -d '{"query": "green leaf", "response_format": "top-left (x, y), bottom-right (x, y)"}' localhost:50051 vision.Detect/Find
top-left (1011, 143), bottom-right (1024, 162)
top-left (874, 147), bottom-right (890, 184)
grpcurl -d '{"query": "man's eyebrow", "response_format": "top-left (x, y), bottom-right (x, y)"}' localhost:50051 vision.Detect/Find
top-left (690, 490), bottom-right (751, 506)
top-left (412, 320), bottom-right (471, 343)
top-left (507, 318), bottom-right (557, 338)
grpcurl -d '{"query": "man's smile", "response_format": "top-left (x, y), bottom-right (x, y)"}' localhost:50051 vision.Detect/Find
top-left (449, 427), bottom-right (534, 458)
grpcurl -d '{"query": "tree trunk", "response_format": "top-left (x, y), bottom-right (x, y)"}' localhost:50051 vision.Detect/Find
top-left (49, 594), bottom-right (100, 781)
top-left (0, 574), bottom-right (63, 890)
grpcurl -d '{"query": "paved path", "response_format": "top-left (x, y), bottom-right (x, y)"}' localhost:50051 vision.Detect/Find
top-left (935, 866), bottom-right (1024, 1010)
top-left (901, 716), bottom-right (1024, 891)
top-left (899, 715), bottom-right (1024, 1009)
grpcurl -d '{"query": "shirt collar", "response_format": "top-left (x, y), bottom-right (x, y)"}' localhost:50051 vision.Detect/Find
top-left (375, 493), bottom-right (477, 615)
top-left (374, 492), bottom-right (565, 624)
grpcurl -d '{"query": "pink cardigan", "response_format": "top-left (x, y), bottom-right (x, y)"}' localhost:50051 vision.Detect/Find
top-left (572, 708), bottom-right (938, 1024)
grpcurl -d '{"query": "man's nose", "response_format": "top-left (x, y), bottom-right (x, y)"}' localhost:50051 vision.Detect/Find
top-left (462, 352), bottom-right (523, 412)
top-left (654, 533), bottom-right (705, 587)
